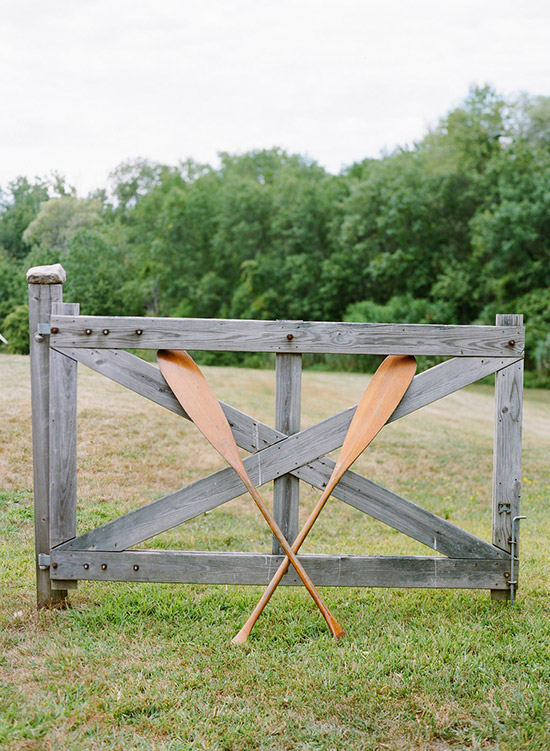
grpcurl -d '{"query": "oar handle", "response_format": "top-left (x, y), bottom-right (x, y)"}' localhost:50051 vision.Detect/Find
top-left (232, 480), bottom-right (336, 643)
top-left (240, 475), bottom-right (345, 642)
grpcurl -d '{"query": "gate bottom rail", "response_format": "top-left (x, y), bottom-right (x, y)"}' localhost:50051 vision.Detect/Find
top-left (48, 549), bottom-right (512, 590)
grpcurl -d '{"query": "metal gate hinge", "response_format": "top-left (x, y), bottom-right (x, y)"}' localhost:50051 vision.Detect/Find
top-left (38, 554), bottom-right (51, 570)
top-left (34, 323), bottom-right (51, 343)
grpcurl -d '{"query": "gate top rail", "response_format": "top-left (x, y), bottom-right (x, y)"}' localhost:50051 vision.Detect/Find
top-left (49, 315), bottom-right (524, 357)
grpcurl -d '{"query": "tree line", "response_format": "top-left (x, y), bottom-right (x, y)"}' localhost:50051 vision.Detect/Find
top-left (1, 85), bottom-right (549, 382)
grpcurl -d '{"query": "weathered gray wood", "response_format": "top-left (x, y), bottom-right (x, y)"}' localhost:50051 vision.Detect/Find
top-left (56, 353), bottom-right (517, 558)
top-left (50, 550), bottom-right (510, 589)
top-left (293, 458), bottom-right (508, 559)
top-left (51, 579), bottom-right (78, 590)
top-left (491, 315), bottom-right (524, 599)
top-left (58, 448), bottom-right (507, 560)
top-left (50, 315), bottom-right (524, 356)
top-left (51, 346), bottom-right (277, 452)
top-left (53, 349), bottom-right (520, 453)
top-left (490, 589), bottom-right (510, 601)
top-left (54, 348), bottom-right (523, 450)
top-left (272, 353), bottom-right (301, 553)
top-left (49, 303), bottom-right (79, 549)
top-left (29, 278), bottom-right (66, 607)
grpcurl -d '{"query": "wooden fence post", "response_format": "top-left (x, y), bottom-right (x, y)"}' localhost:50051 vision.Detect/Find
top-left (28, 264), bottom-right (77, 607)
top-left (491, 313), bottom-right (523, 601)
top-left (272, 353), bottom-right (302, 554)
top-left (49, 302), bottom-right (79, 593)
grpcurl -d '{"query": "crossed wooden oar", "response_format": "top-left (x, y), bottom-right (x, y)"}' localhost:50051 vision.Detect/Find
top-left (158, 349), bottom-right (416, 641)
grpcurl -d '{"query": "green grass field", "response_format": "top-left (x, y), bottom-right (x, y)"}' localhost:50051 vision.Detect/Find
top-left (1, 353), bottom-right (549, 750)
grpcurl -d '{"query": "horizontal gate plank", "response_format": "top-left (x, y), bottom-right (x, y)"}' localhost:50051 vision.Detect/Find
top-left (50, 316), bottom-right (524, 357)
top-left (55, 352), bottom-right (516, 558)
top-left (50, 550), bottom-right (511, 589)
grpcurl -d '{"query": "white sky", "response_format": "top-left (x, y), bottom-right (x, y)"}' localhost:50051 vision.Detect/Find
top-left (1, 0), bottom-right (549, 195)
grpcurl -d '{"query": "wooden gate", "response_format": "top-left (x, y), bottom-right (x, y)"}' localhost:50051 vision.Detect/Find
top-left (28, 265), bottom-right (525, 609)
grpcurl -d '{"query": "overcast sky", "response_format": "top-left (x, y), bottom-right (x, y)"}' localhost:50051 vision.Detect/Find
top-left (1, 0), bottom-right (549, 195)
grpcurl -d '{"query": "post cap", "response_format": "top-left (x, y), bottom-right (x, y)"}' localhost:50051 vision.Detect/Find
top-left (26, 264), bottom-right (67, 284)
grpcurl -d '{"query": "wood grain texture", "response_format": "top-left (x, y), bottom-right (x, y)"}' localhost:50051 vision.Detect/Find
top-left (28, 281), bottom-right (66, 607)
top-left (55, 353), bottom-right (517, 558)
top-left (53, 349), bottom-right (520, 451)
top-left (50, 315), bottom-right (524, 356)
top-left (51, 346), bottom-right (276, 452)
top-left (492, 315), bottom-right (524, 553)
top-left (50, 550), bottom-right (510, 589)
top-left (49, 303), bottom-right (79, 549)
top-left (293, 458), bottom-right (507, 559)
top-left (272, 353), bottom-right (301, 553)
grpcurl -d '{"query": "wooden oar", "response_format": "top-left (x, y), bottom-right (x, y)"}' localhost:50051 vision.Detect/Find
top-left (232, 354), bottom-right (417, 643)
top-left (157, 349), bottom-right (345, 640)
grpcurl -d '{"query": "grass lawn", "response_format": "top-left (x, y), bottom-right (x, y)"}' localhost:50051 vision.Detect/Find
top-left (1, 353), bottom-right (549, 750)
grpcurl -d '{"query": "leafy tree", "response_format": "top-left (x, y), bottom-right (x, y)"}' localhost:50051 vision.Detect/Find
top-left (63, 228), bottom-right (143, 316)
top-left (0, 177), bottom-right (50, 261)
top-left (0, 249), bottom-right (26, 322)
top-left (23, 196), bottom-right (102, 256)
top-left (3, 304), bottom-right (29, 354)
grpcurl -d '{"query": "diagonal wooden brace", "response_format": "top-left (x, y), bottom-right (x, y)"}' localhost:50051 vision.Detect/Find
top-left (54, 348), bottom-right (513, 559)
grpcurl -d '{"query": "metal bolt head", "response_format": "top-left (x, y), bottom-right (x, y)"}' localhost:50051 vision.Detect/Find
top-left (101, 563), bottom-right (108, 570)
top-left (133, 564), bottom-right (139, 571)
top-left (508, 340), bottom-right (515, 347)
top-left (34, 333), bottom-right (45, 343)
top-left (504, 572), bottom-right (510, 578)
top-left (52, 562), bottom-right (58, 569)
top-left (286, 333), bottom-right (294, 341)
top-left (135, 329), bottom-right (143, 336)
top-left (102, 329), bottom-right (110, 336)
top-left (83, 563), bottom-right (90, 570)
top-left (51, 327), bottom-right (59, 334)
top-left (85, 328), bottom-right (93, 335)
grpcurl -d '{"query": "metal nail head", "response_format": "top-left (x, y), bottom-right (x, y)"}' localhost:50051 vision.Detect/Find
top-left (287, 333), bottom-right (294, 341)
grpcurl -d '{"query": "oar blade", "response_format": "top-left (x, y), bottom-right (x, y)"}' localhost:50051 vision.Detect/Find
top-left (157, 349), bottom-right (244, 472)
top-left (332, 355), bottom-right (417, 485)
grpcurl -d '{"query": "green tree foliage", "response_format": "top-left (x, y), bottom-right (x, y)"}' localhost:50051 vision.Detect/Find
top-left (1, 87), bottom-right (549, 379)
top-left (3, 304), bottom-right (30, 354)
top-left (23, 196), bottom-right (102, 257)
top-left (63, 228), bottom-right (144, 316)
top-left (0, 177), bottom-right (50, 261)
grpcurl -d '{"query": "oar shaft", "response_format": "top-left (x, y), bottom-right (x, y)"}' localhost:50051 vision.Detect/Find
top-left (232, 480), bottom-right (336, 643)
top-left (157, 348), bottom-right (345, 641)
top-left (240, 474), bottom-right (344, 640)
top-left (233, 355), bottom-right (417, 643)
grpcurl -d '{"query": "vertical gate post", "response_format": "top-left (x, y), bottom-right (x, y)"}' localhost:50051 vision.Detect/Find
top-left (49, 301), bottom-right (79, 592)
top-left (27, 264), bottom-right (72, 608)
top-left (491, 313), bottom-right (523, 601)
top-left (272, 353), bottom-right (302, 554)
